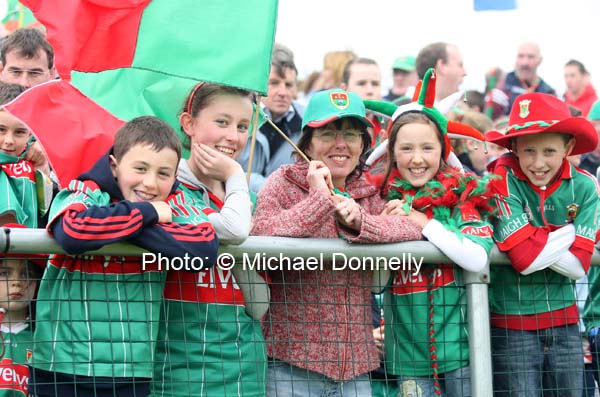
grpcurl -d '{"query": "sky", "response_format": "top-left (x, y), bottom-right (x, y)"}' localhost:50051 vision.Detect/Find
top-left (1, 0), bottom-right (598, 97)
top-left (275, 0), bottom-right (600, 97)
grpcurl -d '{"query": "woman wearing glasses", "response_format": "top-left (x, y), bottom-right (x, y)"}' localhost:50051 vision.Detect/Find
top-left (251, 89), bottom-right (423, 397)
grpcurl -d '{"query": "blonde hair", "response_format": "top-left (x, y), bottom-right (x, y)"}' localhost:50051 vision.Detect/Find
top-left (448, 109), bottom-right (493, 133)
top-left (322, 50), bottom-right (356, 89)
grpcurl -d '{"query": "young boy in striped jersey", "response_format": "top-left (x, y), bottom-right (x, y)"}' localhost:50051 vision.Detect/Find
top-left (486, 93), bottom-right (599, 396)
top-left (28, 116), bottom-right (219, 397)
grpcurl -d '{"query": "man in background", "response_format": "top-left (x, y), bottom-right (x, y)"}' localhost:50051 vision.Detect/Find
top-left (383, 55), bottom-right (418, 102)
top-left (503, 42), bottom-right (555, 112)
top-left (564, 59), bottom-right (597, 117)
top-left (0, 28), bottom-right (55, 88)
top-left (415, 42), bottom-right (466, 102)
top-left (237, 43), bottom-right (303, 193)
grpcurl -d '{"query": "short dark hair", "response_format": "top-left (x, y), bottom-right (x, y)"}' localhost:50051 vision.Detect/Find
top-left (1, 28), bottom-right (54, 69)
top-left (271, 43), bottom-right (297, 79)
top-left (416, 42), bottom-right (448, 79)
top-left (565, 59), bottom-right (588, 75)
top-left (0, 82), bottom-right (25, 105)
top-left (113, 116), bottom-right (182, 163)
top-left (341, 57), bottom-right (378, 85)
top-left (464, 90), bottom-right (485, 113)
top-left (180, 82), bottom-right (252, 149)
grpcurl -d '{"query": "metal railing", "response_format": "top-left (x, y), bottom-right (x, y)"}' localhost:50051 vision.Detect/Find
top-left (3, 227), bottom-right (599, 396)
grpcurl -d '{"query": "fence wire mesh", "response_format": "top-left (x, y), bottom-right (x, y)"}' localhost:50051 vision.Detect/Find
top-left (1, 230), bottom-right (599, 396)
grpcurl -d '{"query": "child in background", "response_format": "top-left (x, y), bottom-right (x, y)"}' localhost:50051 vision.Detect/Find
top-left (29, 116), bottom-right (219, 397)
top-left (151, 82), bottom-right (269, 397)
top-left (447, 109), bottom-right (494, 176)
top-left (486, 92), bottom-right (599, 396)
top-left (0, 227), bottom-right (42, 396)
top-left (369, 68), bottom-right (494, 397)
top-left (0, 83), bottom-right (53, 227)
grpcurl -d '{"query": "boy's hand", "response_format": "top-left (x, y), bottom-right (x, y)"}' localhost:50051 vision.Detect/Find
top-left (191, 143), bottom-right (243, 182)
top-left (150, 201), bottom-right (173, 223)
top-left (26, 141), bottom-right (50, 176)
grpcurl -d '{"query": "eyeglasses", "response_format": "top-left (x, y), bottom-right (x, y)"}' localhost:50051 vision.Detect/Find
top-left (313, 130), bottom-right (363, 143)
top-left (5, 68), bottom-right (49, 79)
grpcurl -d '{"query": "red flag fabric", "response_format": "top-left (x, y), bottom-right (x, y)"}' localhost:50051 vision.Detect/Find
top-left (3, 80), bottom-right (125, 187)
top-left (20, 0), bottom-right (150, 80)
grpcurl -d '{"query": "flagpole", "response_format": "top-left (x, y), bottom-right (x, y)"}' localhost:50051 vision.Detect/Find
top-left (246, 95), bottom-right (261, 185)
top-left (265, 118), bottom-right (334, 194)
top-left (265, 119), bottom-right (310, 163)
top-left (246, 100), bottom-right (311, 185)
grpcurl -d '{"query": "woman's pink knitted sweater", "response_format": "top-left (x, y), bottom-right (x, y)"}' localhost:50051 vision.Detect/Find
top-left (251, 162), bottom-right (422, 381)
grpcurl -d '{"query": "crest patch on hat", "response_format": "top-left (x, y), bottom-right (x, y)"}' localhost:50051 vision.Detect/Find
top-left (330, 92), bottom-right (349, 110)
top-left (519, 99), bottom-right (531, 118)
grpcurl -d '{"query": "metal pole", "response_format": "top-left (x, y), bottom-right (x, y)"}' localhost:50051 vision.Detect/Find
top-left (465, 265), bottom-right (493, 397)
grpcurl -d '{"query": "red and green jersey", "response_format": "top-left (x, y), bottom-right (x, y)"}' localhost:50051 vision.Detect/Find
top-left (32, 177), bottom-right (217, 379)
top-left (489, 156), bottom-right (598, 327)
top-left (0, 152), bottom-right (47, 228)
top-left (0, 324), bottom-right (33, 396)
top-left (151, 184), bottom-right (266, 397)
top-left (385, 211), bottom-right (494, 377)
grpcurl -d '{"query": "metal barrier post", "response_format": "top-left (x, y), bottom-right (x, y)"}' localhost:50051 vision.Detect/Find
top-left (464, 263), bottom-right (493, 397)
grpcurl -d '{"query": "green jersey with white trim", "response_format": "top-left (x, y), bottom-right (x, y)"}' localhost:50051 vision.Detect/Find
top-left (385, 209), bottom-right (494, 376)
top-left (151, 183), bottom-right (266, 397)
top-left (32, 177), bottom-right (216, 379)
top-left (0, 324), bottom-right (33, 396)
top-left (0, 152), bottom-right (47, 228)
top-left (489, 156), bottom-right (598, 317)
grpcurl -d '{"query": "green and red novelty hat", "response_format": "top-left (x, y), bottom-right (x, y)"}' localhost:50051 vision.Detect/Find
top-left (364, 68), bottom-right (485, 161)
top-left (485, 92), bottom-right (598, 156)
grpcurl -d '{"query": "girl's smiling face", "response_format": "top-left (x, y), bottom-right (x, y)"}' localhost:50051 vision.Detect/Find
top-left (393, 121), bottom-right (443, 187)
top-left (181, 94), bottom-right (253, 161)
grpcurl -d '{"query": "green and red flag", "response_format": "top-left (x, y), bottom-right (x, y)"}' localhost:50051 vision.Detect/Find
top-left (2, 0), bottom-right (41, 33)
top-left (10, 0), bottom-right (277, 180)
top-left (3, 80), bottom-right (125, 187)
top-left (20, 0), bottom-right (278, 93)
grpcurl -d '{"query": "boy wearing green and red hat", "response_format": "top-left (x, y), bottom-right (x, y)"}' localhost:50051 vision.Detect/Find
top-left (486, 92), bottom-right (599, 396)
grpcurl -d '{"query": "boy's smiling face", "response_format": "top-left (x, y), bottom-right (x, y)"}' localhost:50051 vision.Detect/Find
top-left (0, 110), bottom-right (31, 157)
top-left (110, 143), bottom-right (178, 203)
top-left (512, 133), bottom-right (575, 187)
